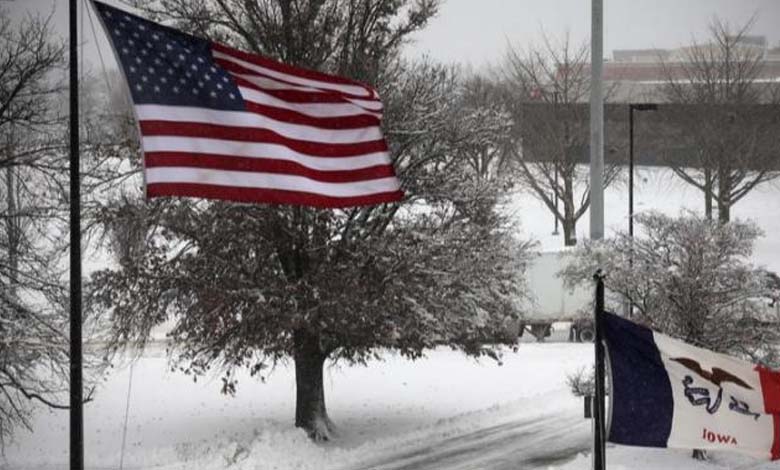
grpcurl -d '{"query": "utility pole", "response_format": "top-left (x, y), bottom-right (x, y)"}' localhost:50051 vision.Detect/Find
top-left (589, 0), bottom-right (604, 241)
top-left (590, 2), bottom-right (606, 470)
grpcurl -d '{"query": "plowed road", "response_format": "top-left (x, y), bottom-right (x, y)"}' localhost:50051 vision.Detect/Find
top-left (344, 413), bottom-right (591, 470)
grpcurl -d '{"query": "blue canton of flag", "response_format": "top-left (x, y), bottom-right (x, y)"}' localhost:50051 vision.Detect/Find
top-left (94, 2), bottom-right (243, 111)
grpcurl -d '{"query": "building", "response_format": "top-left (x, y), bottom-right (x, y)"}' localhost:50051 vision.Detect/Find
top-left (604, 36), bottom-right (780, 102)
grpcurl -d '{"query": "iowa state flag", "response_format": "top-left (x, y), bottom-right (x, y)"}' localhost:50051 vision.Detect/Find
top-left (602, 312), bottom-right (780, 460)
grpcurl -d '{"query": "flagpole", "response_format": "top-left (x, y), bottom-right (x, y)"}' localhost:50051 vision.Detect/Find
top-left (593, 271), bottom-right (606, 470)
top-left (69, 0), bottom-right (84, 469)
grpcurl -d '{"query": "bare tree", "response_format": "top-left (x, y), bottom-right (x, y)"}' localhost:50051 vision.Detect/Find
top-left (660, 18), bottom-right (780, 222)
top-left (0, 8), bottom-right (74, 446)
top-left (503, 34), bottom-right (622, 246)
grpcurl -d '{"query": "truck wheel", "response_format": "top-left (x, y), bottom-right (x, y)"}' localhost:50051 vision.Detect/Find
top-left (577, 325), bottom-right (595, 342)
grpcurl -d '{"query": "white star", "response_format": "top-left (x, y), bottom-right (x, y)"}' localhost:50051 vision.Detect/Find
top-left (166, 44), bottom-right (173, 51)
top-left (139, 24), bottom-right (146, 31)
top-left (190, 64), bottom-right (198, 71)
top-left (210, 91), bottom-right (216, 98)
top-left (128, 39), bottom-right (134, 45)
top-left (135, 57), bottom-right (142, 64)
top-left (210, 66), bottom-right (217, 73)
top-left (105, 11), bottom-right (112, 17)
top-left (140, 49), bottom-right (148, 56)
top-left (229, 93), bottom-right (235, 99)
top-left (152, 33), bottom-right (159, 41)
top-left (129, 65), bottom-right (136, 73)
top-left (119, 21), bottom-right (125, 28)
top-left (146, 42), bottom-right (152, 48)
top-left (178, 53), bottom-right (185, 61)
top-left (135, 84), bottom-right (142, 91)
top-left (168, 68), bottom-right (174, 75)
top-left (114, 29), bottom-right (121, 35)
top-left (122, 47), bottom-right (129, 54)
top-left (154, 58), bottom-right (161, 65)
top-left (204, 73), bottom-right (211, 80)
top-left (185, 72), bottom-right (192, 78)
top-left (192, 88), bottom-right (199, 95)
top-left (133, 31), bottom-right (140, 39)
top-left (141, 76), bottom-right (148, 82)
top-left (160, 77), bottom-right (167, 83)
top-left (184, 48), bottom-right (191, 53)
top-left (216, 83), bottom-right (223, 90)
top-left (173, 86), bottom-right (179, 93)
top-left (197, 81), bottom-right (204, 88)
top-left (154, 85), bottom-right (160, 92)
top-left (148, 67), bottom-right (155, 74)
top-left (197, 57), bottom-right (205, 63)
top-left (179, 77), bottom-right (186, 84)
top-left (222, 76), bottom-right (229, 83)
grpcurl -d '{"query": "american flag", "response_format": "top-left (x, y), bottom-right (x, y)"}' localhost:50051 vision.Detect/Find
top-left (93, 1), bottom-right (403, 208)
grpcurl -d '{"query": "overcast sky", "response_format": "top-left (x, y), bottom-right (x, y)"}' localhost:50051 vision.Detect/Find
top-left (8, 0), bottom-right (780, 72)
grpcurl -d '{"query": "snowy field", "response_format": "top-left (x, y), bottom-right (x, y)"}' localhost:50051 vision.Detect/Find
top-left (3, 167), bottom-right (780, 470)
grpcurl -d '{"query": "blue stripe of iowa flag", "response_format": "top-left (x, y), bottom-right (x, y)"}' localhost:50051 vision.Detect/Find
top-left (602, 312), bottom-right (675, 447)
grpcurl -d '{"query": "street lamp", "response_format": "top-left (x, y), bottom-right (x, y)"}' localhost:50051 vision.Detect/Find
top-left (552, 91), bottom-right (560, 235)
top-left (627, 103), bottom-right (657, 318)
top-left (628, 103), bottom-right (658, 238)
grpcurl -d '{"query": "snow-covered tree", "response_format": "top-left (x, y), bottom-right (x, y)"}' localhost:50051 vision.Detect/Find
top-left (561, 212), bottom-right (779, 363)
top-left (90, 0), bottom-right (533, 441)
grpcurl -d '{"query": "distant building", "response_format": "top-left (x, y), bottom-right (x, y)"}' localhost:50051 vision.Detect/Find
top-left (603, 35), bottom-right (780, 102)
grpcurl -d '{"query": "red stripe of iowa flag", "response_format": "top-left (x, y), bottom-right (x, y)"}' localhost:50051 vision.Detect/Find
top-left (93, 1), bottom-right (403, 208)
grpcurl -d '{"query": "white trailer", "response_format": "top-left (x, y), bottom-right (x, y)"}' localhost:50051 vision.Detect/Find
top-left (513, 253), bottom-right (780, 342)
top-left (516, 251), bottom-right (595, 342)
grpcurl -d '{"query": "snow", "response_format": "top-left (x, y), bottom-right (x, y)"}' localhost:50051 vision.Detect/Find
top-left (6, 344), bottom-right (593, 470)
top-left (3, 167), bottom-right (780, 470)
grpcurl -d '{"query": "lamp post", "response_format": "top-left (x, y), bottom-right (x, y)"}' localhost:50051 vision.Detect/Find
top-left (627, 103), bottom-right (657, 317)
top-left (628, 103), bottom-right (658, 237)
top-left (553, 91), bottom-right (560, 235)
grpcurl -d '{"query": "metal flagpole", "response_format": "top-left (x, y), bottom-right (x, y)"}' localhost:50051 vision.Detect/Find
top-left (593, 271), bottom-right (606, 470)
top-left (69, 0), bottom-right (84, 469)
top-left (589, 0), bottom-right (604, 240)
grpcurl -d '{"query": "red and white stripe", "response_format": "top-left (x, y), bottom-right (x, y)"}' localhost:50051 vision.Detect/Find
top-left (140, 42), bottom-right (403, 208)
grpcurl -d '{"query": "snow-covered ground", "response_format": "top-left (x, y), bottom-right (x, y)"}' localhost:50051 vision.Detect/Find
top-left (3, 167), bottom-right (780, 470)
top-left (7, 344), bottom-right (593, 470)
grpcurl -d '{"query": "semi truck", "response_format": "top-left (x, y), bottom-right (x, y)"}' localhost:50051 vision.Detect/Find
top-left (514, 252), bottom-right (780, 343)
top-left (516, 251), bottom-right (595, 342)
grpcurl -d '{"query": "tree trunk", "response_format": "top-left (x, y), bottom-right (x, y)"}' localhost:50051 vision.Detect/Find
top-left (562, 176), bottom-right (577, 246)
top-left (703, 168), bottom-right (713, 220)
top-left (716, 164), bottom-right (730, 223)
top-left (563, 218), bottom-right (577, 246)
top-left (718, 202), bottom-right (730, 224)
top-left (293, 329), bottom-right (335, 441)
